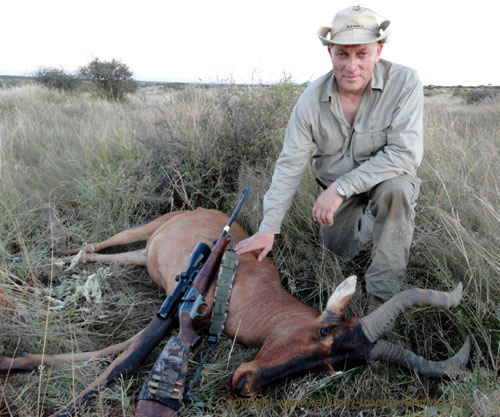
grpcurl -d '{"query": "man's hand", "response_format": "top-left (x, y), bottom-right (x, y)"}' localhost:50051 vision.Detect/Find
top-left (312, 182), bottom-right (345, 226)
top-left (234, 231), bottom-right (275, 262)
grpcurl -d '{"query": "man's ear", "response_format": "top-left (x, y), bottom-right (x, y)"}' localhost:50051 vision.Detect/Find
top-left (319, 275), bottom-right (357, 323)
top-left (328, 46), bottom-right (333, 59)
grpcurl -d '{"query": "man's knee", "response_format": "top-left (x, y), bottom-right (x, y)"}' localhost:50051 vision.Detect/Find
top-left (371, 175), bottom-right (420, 216)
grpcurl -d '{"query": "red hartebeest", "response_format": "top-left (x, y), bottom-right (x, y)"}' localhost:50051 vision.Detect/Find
top-left (0, 208), bottom-right (470, 415)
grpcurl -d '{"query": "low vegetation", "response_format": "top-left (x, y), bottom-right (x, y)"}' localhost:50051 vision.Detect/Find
top-left (0, 81), bottom-right (498, 416)
top-left (33, 67), bottom-right (80, 92)
top-left (452, 87), bottom-right (500, 105)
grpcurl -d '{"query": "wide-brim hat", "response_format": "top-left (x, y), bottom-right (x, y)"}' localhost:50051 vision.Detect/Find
top-left (318, 6), bottom-right (391, 46)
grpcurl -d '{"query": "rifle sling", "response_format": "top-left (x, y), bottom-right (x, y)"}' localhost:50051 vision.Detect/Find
top-left (208, 248), bottom-right (238, 343)
top-left (185, 248), bottom-right (239, 404)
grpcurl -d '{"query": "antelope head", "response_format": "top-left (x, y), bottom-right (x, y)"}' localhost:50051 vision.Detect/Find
top-left (231, 276), bottom-right (470, 397)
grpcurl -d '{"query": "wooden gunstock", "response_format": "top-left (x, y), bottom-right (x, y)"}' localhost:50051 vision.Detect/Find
top-left (135, 400), bottom-right (179, 417)
top-left (192, 235), bottom-right (230, 295)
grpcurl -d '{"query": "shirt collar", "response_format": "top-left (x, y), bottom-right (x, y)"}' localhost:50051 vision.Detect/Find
top-left (320, 71), bottom-right (334, 102)
top-left (370, 60), bottom-right (384, 91)
top-left (320, 61), bottom-right (385, 102)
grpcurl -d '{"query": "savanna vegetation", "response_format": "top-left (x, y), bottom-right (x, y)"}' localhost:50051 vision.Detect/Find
top-left (33, 67), bottom-right (80, 92)
top-left (0, 79), bottom-right (498, 416)
top-left (79, 58), bottom-right (139, 101)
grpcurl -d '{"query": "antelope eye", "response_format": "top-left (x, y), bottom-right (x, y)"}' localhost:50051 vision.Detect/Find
top-left (320, 327), bottom-right (329, 337)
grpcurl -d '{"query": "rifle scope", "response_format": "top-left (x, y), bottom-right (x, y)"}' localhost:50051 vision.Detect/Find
top-left (156, 242), bottom-right (211, 320)
top-left (182, 242), bottom-right (211, 278)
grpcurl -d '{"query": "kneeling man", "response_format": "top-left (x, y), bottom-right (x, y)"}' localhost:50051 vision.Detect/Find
top-left (235, 6), bottom-right (423, 313)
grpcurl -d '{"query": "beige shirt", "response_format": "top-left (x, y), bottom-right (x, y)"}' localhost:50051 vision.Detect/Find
top-left (260, 59), bottom-right (424, 234)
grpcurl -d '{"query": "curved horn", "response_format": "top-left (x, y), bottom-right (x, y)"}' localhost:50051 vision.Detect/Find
top-left (360, 283), bottom-right (463, 343)
top-left (369, 336), bottom-right (470, 377)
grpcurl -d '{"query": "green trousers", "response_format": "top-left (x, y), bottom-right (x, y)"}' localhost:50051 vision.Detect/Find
top-left (319, 174), bottom-right (421, 301)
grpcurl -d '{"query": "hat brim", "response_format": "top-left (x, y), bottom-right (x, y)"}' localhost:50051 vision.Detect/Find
top-left (318, 21), bottom-right (390, 46)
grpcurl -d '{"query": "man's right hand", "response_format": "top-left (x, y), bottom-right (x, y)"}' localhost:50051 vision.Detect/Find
top-left (234, 231), bottom-right (275, 262)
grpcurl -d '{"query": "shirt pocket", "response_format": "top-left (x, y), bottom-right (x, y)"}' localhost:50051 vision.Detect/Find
top-left (352, 118), bottom-right (390, 163)
top-left (312, 121), bottom-right (344, 156)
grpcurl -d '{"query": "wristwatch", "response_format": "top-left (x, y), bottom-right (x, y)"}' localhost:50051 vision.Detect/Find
top-left (336, 182), bottom-right (347, 198)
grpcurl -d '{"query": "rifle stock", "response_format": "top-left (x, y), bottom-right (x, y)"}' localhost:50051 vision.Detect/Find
top-left (135, 400), bottom-right (178, 417)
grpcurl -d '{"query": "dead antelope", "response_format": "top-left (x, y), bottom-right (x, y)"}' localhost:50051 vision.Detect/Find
top-left (0, 208), bottom-right (470, 415)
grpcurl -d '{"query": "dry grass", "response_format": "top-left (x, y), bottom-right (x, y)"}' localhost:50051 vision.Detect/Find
top-left (0, 83), bottom-right (498, 416)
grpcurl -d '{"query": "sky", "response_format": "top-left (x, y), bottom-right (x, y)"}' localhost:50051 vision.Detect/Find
top-left (1, 0), bottom-right (498, 86)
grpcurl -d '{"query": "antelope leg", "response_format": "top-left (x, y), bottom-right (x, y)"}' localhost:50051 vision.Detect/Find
top-left (0, 332), bottom-right (141, 373)
top-left (54, 212), bottom-right (185, 256)
top-left (59, 249), bottom-right (147, 266)
top-left (46, 316), bottom-right (176, 417)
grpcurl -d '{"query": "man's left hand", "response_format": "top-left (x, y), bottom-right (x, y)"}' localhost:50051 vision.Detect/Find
top-left (312, 182), bottom-right (345, 226)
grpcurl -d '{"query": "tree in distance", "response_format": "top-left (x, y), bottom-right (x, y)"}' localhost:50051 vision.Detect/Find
top-left (33, 66), bottom-right (79, 91)
top-left (79, 58), bottom-right (138, 101)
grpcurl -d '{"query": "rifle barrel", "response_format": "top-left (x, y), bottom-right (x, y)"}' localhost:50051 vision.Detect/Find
top-left (221, 188), bottom-right (250, 237)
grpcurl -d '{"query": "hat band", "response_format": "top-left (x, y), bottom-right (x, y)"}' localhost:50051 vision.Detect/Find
top-left (332, 26), bottom-right (380, 38)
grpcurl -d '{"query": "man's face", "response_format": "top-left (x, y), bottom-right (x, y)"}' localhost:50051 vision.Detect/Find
top-left (329, 42), bottom-right (383, 95)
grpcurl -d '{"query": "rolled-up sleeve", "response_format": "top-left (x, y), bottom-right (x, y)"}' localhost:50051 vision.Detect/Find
top-left (259, 105), bottom-right (316, 234)
top-left (338, 76), bottom-right (424, 198)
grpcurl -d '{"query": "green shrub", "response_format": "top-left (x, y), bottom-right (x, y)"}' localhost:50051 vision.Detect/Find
top-left (79, 58), bottom-right (138, 101)
top-left (137, 82), bottom-right (303, 215)
top-left (33, 67), bottom-right (79, 91)
top-left (453, 87), bottom-right (499, 104)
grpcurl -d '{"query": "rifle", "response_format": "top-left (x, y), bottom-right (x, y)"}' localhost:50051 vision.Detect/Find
top-left (135, 189), bottom-right (249, 417)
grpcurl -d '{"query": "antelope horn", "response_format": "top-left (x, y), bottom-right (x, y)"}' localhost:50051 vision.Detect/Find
top-left (360, 283), bottom-right (463, 343)
top-left (369, 336), bottom-right (470, 377)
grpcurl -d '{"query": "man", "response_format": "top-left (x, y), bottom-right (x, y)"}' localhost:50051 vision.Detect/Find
top-left (235, 6), bottom-right (423, 312)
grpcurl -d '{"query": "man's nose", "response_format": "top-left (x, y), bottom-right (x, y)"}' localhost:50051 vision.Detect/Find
top-left (345, 56), bottom-right (357, 71)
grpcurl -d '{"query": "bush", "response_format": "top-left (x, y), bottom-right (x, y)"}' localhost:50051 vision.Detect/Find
top-left (453, 87), bottom-right (499, 104)
top-left (33, 67), bottom-right (79, 91)
top-left (138, 82), bottom-right (303, 214)
top-left (79, 58), bottom-right (138, 101)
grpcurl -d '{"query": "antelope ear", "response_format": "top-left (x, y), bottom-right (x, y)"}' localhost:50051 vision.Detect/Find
top-left (319, 276), bottom-right (357, 323)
